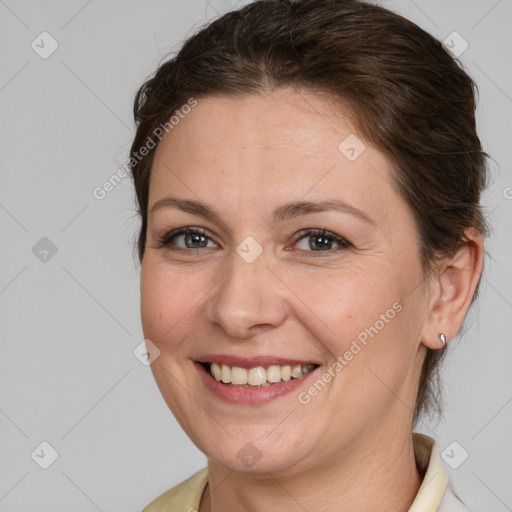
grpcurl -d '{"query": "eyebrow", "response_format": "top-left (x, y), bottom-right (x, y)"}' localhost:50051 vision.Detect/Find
top-left (148, 196), bottom-right (375, 227)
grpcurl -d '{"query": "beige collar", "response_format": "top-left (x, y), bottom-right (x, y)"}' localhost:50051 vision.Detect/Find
top-left (408, 432), bottom-right (449, 511)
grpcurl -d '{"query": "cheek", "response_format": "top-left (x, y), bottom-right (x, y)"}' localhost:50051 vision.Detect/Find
top-left (140, 260), bottom-right (201, 350)
top-left (287, 264), bottom-right (419, 408)
top-left (287, 264), bottom-right (401, 353)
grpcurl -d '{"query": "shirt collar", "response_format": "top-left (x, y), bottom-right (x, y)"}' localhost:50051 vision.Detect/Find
top-left (408, 432), bottom-right (449, 511)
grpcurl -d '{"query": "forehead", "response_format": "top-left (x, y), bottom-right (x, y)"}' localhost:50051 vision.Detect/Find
top-left (148, 89), bottom-right (403, 228)
top-left (154, 89), bottom-right (360, 163)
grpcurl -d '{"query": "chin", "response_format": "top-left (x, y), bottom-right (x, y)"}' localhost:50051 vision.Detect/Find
top-left (191, 426), bottom-right (316, 475)
top-left (211, 449), bottom-right (305, 474)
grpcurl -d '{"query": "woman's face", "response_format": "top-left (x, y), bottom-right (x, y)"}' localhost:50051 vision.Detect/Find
top-left (140, 88), bottom-right (432, 475)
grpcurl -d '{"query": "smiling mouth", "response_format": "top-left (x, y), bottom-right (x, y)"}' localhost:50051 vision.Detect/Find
top-left (201, 362), bottom-right (319, 387)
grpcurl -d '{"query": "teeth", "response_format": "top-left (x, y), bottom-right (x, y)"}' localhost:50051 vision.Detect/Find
top-left (231, 366), bottom-right (248, 385)
top-left (211, 363), bottom-right (222, 381)
top-left (221, 364), bottom-right (231, 384)
top-left (207, 362), bottom-right (316, 386)
top-left (267, 365), bottom-right (281, 383)
top-left (291, 365), bottom-right (302, 379)
top-left (281, 365), bottom-right (291, 381)
top-left (248, 367), bottom-right (266, 386)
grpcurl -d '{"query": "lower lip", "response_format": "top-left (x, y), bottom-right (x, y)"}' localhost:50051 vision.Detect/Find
top-left (195, 363), bottom-right (319, 405)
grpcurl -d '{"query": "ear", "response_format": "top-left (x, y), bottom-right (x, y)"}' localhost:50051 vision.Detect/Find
top-left (421, 228), bottom-right (484, 350)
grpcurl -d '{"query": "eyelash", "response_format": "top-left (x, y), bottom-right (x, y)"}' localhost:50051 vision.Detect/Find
top-left (156, 227), bottom-right (351, 258)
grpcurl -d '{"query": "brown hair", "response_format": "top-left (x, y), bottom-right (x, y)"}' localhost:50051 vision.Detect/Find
top-left (129, 0), bottom-right (490, 425)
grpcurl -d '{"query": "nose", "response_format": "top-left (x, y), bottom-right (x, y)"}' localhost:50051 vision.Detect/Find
top-left (205, 246), bottom-right (288, 339)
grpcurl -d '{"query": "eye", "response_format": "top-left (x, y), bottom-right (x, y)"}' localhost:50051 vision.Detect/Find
top-left (290, 228), bottom-right (351, 257)
top-left (156, 227), bottom-right (217, 251)
top-left (156, 227), bottom-right (351, 257)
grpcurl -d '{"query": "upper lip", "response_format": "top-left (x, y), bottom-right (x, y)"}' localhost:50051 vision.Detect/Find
top-left (196, 354), bottom-right (320, 369)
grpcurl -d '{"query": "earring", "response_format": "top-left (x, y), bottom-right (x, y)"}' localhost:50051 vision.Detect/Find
top-left (439, 333), bottom-right (447, 348)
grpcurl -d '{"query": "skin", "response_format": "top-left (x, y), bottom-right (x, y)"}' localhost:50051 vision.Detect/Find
top-left (140, 87), bottom-right (484, 511)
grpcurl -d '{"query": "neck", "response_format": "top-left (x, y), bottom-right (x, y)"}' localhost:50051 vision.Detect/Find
top-left (199, 425), bottom-right (422, 512)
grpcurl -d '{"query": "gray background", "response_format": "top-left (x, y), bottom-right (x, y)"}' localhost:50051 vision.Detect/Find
top-left (1, 0), bottom-right (511, 510)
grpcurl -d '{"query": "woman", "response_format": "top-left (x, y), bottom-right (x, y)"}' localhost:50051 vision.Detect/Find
top-left (130, 0), bottom-right (489, 510)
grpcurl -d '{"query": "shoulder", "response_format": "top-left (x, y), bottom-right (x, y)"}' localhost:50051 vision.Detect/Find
top-left (141, 468), bottom-right (208, 512)
top-left (437, 481), bottom-right (472, 512)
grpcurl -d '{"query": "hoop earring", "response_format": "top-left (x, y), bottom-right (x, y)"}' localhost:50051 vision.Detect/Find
top-left (439, 333), bottom-right (447, 348)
